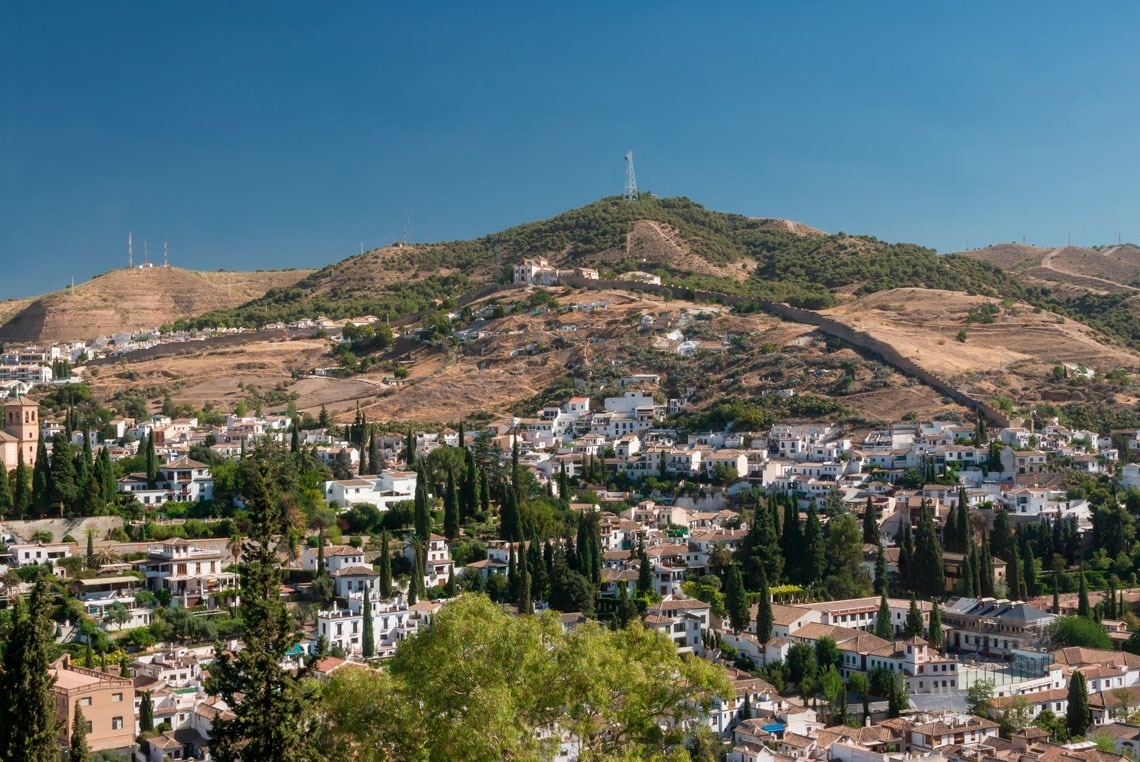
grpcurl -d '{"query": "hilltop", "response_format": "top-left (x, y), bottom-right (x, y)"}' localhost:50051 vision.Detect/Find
top-left (0, 266), bottom-right (313, 343)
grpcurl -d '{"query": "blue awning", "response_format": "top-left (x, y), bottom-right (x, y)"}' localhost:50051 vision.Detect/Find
top-left (763, 723), bottom-right (785, 734)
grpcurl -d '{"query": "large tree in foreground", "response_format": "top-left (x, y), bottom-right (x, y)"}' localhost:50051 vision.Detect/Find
top-left (206, 452), bottom-right (321, 762)
top-left (320, 594), bottom-right (730, 761)
top-left (0, 579), bottom-right (59, 762)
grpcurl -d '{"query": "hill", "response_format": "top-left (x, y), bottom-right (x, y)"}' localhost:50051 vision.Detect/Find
top-left (175, 196), bottom-right (1016, 330)
top-left (0, 266), bottom-right (313, 343)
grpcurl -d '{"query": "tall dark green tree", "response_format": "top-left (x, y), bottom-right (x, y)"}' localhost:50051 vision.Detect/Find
top-left (414, 464), bottom-right (431, 543)
top-left (956, 491), bottom-right (971, 550)
top-left (1023, 542), bottom-right (1038, 598)
top-left (912, 502), bottom-right (944, 599)
top-left (1007, 541), bottom-right (1022, 601)
top-left (404, 428), bottom-right (416, 466)
top-left (781, 498), bottom-right (803, 564)
top-left (875, 593), bottom-right (893, 640)
top-left (903, 595), bottom-right (925, 638)
top-left (928, 600), bottom-right (943, 649)
top-left (362, 592), bottom-right (375, 658)
top-left (443, 468), bottom-right (460, 541)
top-left (862, 496), bottom-right (879, 545)
top-left (991, 509), bottom-right (1015, 562)
top-left (205, 454), bottom-right (321, 762)
top-left (517, 543), bottom-right (533, 615)
top-left (378, 532), bottom-right (392, 598)
top-left (69, 702), bottom-right (89, 762)
top-left (12, 446), bottom-right (29, 519)
top-left (960, 548), bottom-right (975, 596)
top-left (499, 483), bottom-right (522, 542)
top-left (636, 540), bottom-right (653, 598)
top-left (1077, 567), bottom-right (1090, 618)
top-left (30, 439), bottom-right (50, 517)
top-left (0, 579), bottom-right (60, 762)
top-left (969, 543), bottom-right (982, 597)
top-left (944, 503), bottom-right (961, 554)
top-left (897, 521), bottom-right (914, 590)
top-left (139, 690), bottom-right (154, 732)
top-left (1052, 569), bottom-right (1061, 615)
top-left (800, 505), bottom-right (826, 587)
top-left (980, 532), bottom-right (995, 598)
top-left (48, 431), bottom-right (80, 516)
top-left (874, 542), bottom-right (887, 596)
top-left (290, 419), bottom-right (301, 454)
top-left (145, 430), bottom-right (158, 489)
top-left (756, 567), bottom-right (773, 643)
top-left (460, 448), bottom-right (478, 520)
top-left (725, 563), bottom-right (749, 633)
top-left (0, 460), bottom-right (11, 517)
top-left (527, 530), bottom-right (548, 602)
top-left (1066, 671), bottom-right (1090, 738)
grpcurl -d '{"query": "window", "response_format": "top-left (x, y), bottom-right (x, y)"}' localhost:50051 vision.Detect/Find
top-left (79, 698), bottom-right (92, 707)
top-left (112, 692), bottom-right (122, 703)
top-left (112, 716), bottom-right (123, 730)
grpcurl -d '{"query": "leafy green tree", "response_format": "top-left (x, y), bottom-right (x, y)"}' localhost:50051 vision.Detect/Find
top-left (786, 642), bottom-right (817, 685)
top-left (815, 636), bottom-right (840, 673)
top-left (1050, 616), bottom-right (1113, 649)
top-left (824, 513), bottom-right (871, 598)
top-left (966, 679), bottom-right (995, 717)
top-left (991, 509), bottom-right (1015, 562)
top-left (206, 454), bottom-right (321, 762)
top-left (1067, 672), bottom-right (1090, 738)
top-left (888, 674), bottom-right (909, 717)
top-left (875, 593), bottom-right (893, 640)
top-left (725, 563), bottom-right (749, 633)
top-left (69, 702), bottom-right (89, 762)
top-left (0, 579), bottom-right (60, 761)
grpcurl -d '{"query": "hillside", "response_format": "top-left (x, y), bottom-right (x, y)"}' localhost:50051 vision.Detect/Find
top-left (175, 196), bottom-right (1017, 330)
top-left (0, 266), bottom-right (313, 342)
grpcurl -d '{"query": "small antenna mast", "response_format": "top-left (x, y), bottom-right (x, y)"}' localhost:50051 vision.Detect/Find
top-left (163, 241), bottom-right (169, 267)
top-left (128, 232), bottom-right (133, 269)
top-left (624, 151), bottom-right (639, 202)
top-left (144, 239), bottom-right (149, 266)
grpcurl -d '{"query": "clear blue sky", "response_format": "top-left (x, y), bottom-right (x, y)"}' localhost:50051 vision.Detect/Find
top-left (3, 2), bottom-right (1139, 299)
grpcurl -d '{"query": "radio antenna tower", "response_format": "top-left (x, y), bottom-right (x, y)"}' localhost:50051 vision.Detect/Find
top-left (163, 241), bottom-right (169, 267)
top-left (623, 151), bottom-right (639, 202)
top-left (128, 232), bottom-right (133, 268)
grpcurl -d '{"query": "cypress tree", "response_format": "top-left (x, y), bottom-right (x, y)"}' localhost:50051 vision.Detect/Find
top-left (30, 439), bottom-right (50, 517)
top-left (897, 522), bottom-right (913, 590)
top-left (378, 532), bottom-right (392, 598)
top-left (725, 563), bottom-right (750, 633)
top-left (875, 593), bottom-right (893, 640)
top-left (800, 505), bottom-right (825, 587)
top-left (862, 496), bottom-right (879, 545)
top-left (969, 543), bottom-right (982, 597)
top-left (903, 595), bottom-right (925, 638)
top-left (944, 503), bottom-right (961, 554)
top-left (480, 468), bottom-right (491, 514)
top-left (205, 455), bottom-right (321, 761)
top-left (290, 419), bottom-right (300, 454)
top-left (0, 459), bottom-right (11, 517)
top-left (1066, 671), bottom-right (1090, 738)
top-left (518, 543), bottom-right (533, 615)
top-left (874, 542), bottom-right (887, 595)
top-left (740, 499), bottom-right (783, 588)
top-left (991, 509), bottom-right (1015, 562)
top-left (1023, 543), bottom-right (1038, 598)
top-left (1078, 566), bottom-right (1090, 618)
top-left (527, 530), bottom-right (547, 602)
top-left (461, 448), bottom-right (478, 520)
top-left (443, 468), bottom-right (460, 540)
top-left (636, 540), bottom-right (653, 597)
top-left (507, 545), bottom-right (517, 601)
top-left (499, 483), bottom-right (521, 542)
top-left (414, 466), bottom-right (431, 543)
top-left (145, 430), bottom-right (158, 488)
top-left (139, 690), bottom-right (154, 732)
top-left (912, 502), bottom-right (943, 599)
top-left (781, 499), bottom-right (803, 566)
top-left (70, 702), bottom-right (90, 762)
top-left (404, 428), bottom-right (415, 466)
top-left (928, 600), bottom-right (942, 649)
top-left (408, 551), bottom-right (420, 606)
top-left (361, 592), bottom-right (374, 658)
top-left (13, 446), bottom-right (29, 519)
top-left (0, 579), bottom-right (60, 762)
top-left (756, 567), bottom-right (773, 643)
top-left (1007, 541), bottom-right (1022, 601)
top-left (1052, 569), bottom-right (1061, 614)
top-left (961, 548), bottom-right (975, 596)
top-left (980, 532), bottom-right (995, 598)
top-left (956, 489), bottom-right (971, 550)
top-left (49, 431), bottom-right (80, 516)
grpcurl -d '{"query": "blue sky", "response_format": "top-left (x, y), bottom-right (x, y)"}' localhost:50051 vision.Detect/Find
top-left (3, 2), bottom-right (1139, 299)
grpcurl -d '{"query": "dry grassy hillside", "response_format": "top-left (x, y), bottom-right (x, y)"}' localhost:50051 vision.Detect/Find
top-left (962, 243), bottom-right (1140, 292)
top-left (0, 267), bottom-right (313, 342)
top-left (823, 288), bottom-right (1140, 395)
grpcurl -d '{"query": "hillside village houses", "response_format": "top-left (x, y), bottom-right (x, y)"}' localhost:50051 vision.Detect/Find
top-left (5, 351), bottom-right (1140, 759)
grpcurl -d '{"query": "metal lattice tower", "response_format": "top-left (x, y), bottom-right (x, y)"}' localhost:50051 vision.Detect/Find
top-left (128, 232), bottom-right (133, 268)
top-left (624, 151), bottom-right (639, 202)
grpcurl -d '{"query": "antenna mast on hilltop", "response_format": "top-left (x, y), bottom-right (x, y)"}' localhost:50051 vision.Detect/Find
top-left (128, 232), bottom-right (133, 268)
top-left (164, 241), bottom-right (169, 268)
top-left (624, 151), bottom-right (639, 202)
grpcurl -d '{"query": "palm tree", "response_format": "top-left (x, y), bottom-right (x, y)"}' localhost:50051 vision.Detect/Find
top-left (89, 548), bottom-right (122, 569)
top-left (227, 533), bottom-right (244, 565)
